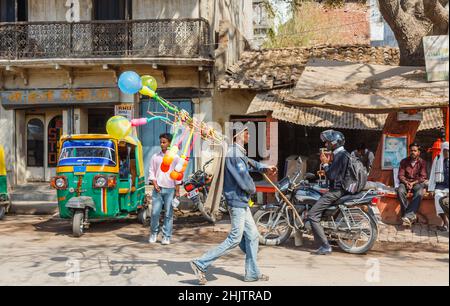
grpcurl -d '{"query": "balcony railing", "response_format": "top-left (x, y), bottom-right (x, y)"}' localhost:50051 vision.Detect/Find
top-left (0, 19), bottom-right (211, 60)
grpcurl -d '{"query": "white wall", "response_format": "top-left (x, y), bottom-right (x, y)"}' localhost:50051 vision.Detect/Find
top-left (133, 0), bottom-right (199, 19)
top-left (28, 0), bottom-right (92, 22)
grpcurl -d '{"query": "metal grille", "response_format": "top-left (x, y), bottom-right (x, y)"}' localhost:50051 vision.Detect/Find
top-left (0, 19), bottom-right (211, 60)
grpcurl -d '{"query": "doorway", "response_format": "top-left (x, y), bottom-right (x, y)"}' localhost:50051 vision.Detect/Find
top-left (88, 108), bottom-right (115, 134)
top-left (92, 0), bottom-right (132, 56)
top-left (26, 115), bottom-right (45, 182)
top-left (0, 0), bottom-right (27, 22)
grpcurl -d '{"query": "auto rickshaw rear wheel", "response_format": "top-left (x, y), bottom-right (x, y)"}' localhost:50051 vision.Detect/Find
top-left (72, 210), bottom-right (85, 238)
top-left (0, 206), bottom-right (6, 220)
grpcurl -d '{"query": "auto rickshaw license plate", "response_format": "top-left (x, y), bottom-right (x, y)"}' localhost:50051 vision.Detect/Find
top-left (74, 166), bottom-right (86, 175)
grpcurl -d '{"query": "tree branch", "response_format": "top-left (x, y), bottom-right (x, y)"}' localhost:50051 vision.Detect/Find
top-left (423, 0), bottom-right (449, 34)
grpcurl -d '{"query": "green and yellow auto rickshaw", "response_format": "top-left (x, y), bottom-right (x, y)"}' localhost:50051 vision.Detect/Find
top-left (51, 134), bottom-right (148, 237)
top-left (0, 145), bottom-right (11, 220)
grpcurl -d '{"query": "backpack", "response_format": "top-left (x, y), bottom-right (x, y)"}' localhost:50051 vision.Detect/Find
top-left (343, 153), bottom-right (368, 194)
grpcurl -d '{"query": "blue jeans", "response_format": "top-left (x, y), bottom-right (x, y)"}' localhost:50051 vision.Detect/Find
top-left (151, 188), bottom-right (175, 239)
top-left (193, 206), bottom-right (261, 281)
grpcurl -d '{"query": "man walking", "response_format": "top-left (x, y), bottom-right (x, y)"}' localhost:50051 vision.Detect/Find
top-left (148, 133), bottom-right (181, 245)
top-left (190, 127), bottom-right (277, 285)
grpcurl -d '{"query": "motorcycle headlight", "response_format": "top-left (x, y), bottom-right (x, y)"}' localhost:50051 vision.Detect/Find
top-left (94, 176), bottom-right (108, 188)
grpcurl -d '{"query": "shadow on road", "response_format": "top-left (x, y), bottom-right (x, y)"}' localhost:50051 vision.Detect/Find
top-left (33, 217), bottom-right (138, 237)
top-left (157, 260), bottom-right (243, 283)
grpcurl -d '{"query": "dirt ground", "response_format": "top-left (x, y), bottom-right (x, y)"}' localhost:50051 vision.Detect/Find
top-left (0, 214), bottom-right (448, 286)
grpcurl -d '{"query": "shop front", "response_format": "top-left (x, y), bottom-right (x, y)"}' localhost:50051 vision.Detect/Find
top-left (1, 87), bottom-right (121, 183)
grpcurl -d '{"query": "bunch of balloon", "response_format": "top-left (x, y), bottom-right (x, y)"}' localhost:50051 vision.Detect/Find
top-left (170, 129), bottom-right (195, 181)
top-left (118, 71), bottom-right (157, 95)
top-left (106, 116), bottom-right (132, 139)
top-left (161, 146), bottom-right (179, 173)
top-left (117, 71), bottom-right (178, 113)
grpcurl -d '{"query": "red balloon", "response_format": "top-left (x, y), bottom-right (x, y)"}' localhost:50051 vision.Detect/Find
top-left (160, 163), bottom-right (171, 173)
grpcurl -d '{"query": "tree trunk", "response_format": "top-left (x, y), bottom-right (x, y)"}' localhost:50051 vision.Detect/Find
top-left (378, 0), bottom-right (432, 66)
top-left (378, 0), bottom-right (449, 66)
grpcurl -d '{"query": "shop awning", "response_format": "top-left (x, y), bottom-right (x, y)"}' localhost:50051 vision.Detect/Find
top-left (247, 89), bottom-right (444, 131)
top-left (284, 59), bottom-right (449, 113)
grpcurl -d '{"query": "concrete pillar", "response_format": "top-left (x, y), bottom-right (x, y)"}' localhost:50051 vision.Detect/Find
top-left (14, 110), bottom-right (27, 185)
top-left (78, 108), bottom-right (89, 134)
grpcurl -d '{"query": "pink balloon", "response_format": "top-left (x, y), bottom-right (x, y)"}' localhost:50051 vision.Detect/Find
top-left (131, 118), bottom-right (148, 127)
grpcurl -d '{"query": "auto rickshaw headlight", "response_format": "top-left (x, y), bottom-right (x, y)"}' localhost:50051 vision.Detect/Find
top-left (51, 176), bottom-right (67, 190)
top-left (94, 176), bottom-right (108, 188)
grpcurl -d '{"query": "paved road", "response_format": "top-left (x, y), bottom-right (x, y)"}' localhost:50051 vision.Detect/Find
top-left (0, 215), bottom-right (448, 286)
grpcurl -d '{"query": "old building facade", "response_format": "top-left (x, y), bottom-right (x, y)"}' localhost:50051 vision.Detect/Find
top-left (0, 0), bottom-right (253, 185)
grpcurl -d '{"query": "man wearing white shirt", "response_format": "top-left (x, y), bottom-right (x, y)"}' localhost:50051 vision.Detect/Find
top-left (148, 133), bottom-right (181, 245)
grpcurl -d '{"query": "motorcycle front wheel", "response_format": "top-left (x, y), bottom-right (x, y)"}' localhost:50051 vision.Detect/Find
top-left (253, 208), bottom-right (292, 246)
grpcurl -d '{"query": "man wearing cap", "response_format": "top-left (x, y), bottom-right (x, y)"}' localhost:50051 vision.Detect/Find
top-left (190, 126), bottom-right (277, 285)
top-left (429, 142), bottom-right (449, 231)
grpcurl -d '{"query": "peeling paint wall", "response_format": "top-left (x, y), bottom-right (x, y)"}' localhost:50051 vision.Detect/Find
top-left (28, 0), bottom-right (92, 22)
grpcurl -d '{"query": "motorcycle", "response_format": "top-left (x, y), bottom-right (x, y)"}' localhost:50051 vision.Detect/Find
top-left (183, 159), bottom-right (228, 223)
top-left (253, 157), bottom-right (384, 254)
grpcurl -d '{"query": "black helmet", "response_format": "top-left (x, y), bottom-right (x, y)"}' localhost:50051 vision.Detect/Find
top-left (320, 130), bottom-right (345, 150)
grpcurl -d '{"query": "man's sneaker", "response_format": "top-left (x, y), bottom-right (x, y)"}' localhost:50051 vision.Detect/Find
top-left (311, 245), bottom-right (332, 255)
top-left (148, 233), bottom-right (158, 244)
top-left (244, 274), bottom-right (270, 282)
top-left (190, 261), bottom-right (207, 286)
top-left (161, 237), bottom-right (171, 245)
top-left (402, 216), bottom-right (412, 226)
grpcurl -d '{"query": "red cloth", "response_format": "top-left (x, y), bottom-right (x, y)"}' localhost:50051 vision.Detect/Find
top-left (398, 157), bottom-right (428, 185)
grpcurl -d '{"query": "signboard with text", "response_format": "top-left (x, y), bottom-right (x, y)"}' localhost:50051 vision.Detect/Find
top-left (423, 35), bottom-right (449, 82)
top-left (114, 104), bottom-right (134, 121)
top-left (0, 88), bottom-right (120, 108)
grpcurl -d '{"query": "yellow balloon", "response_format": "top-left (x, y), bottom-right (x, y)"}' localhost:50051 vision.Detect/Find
top-left (141, 75), bottom-right (158, 91)
top-left (139, 86), bottom-right (156, 98)
top-left (106, 116), bottom-right (132, 139)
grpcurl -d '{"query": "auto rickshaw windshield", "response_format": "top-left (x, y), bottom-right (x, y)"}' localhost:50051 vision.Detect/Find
top-left (58, 140), bottom-right (117, 166)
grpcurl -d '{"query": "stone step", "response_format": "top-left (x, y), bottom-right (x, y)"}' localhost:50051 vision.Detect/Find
top-left (9, 201), bottom-right (58, 216)
top-left (10, 192), bottom-right (57, 202)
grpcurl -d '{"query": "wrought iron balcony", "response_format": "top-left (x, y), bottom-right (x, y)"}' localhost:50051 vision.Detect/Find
top-left (0, 18), bottom-right (211, 60)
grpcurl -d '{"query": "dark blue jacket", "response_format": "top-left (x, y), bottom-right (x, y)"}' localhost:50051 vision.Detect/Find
top-left (223, 144), bottom-right (269, 208)
top-left (324, 148), bottom-right (350, 191)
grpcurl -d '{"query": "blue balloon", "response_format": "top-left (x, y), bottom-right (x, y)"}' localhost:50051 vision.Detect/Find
top-left (118, 71), bottom-right (142, 95)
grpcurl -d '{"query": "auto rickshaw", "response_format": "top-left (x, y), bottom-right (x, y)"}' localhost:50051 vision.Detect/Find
top-left (51, 134), bottom-right (148, 237)
top-left (0, 145), bottom-right (11, 220)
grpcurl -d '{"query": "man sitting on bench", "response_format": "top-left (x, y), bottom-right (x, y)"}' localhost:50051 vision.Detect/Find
top-left (397, 143), bottom-right (428, 226)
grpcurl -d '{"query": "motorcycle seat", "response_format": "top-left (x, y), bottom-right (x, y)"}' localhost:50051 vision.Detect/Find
top-left (335, 192), bottom-right (371, 205)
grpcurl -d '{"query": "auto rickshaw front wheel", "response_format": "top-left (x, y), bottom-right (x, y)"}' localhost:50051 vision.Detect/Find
top-left (72, 210), bottom-right (86, 238)
top-left (137, 206), bottom-right (150, 226)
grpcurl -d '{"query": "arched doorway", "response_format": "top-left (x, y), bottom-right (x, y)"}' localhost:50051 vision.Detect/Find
top-left (26, 116), bottom-right (45, 181)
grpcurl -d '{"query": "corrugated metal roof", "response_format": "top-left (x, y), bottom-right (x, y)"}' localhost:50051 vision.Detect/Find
top-left (287, 59), bottom-right (449, 112)
top-left (219, 45), bottom-right (400, 90)
top-left (248, 90), bottom-right (444, 131)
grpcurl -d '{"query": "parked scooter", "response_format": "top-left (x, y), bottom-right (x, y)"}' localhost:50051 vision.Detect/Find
top-left (253, 156), bottom-right (384, 254)
top-left (183, 159), bottom-right (228, 223)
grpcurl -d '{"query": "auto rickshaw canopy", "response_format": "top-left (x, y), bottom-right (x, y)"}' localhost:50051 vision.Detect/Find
top-left (0, 145), bottom-right (6, 176)
top-left (58, 134), bottom-right (145, 178)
